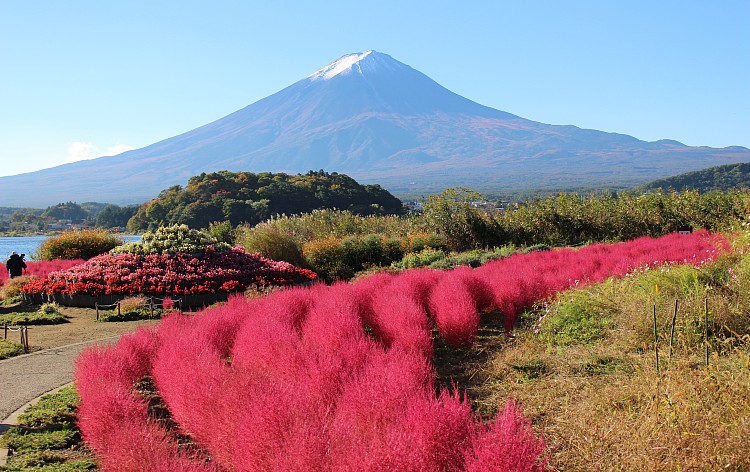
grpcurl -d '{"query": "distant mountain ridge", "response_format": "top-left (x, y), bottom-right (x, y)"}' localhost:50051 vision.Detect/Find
top-left (2, 50), bottom-right (749, 207)
top-left (637, 162), bottom-right (750, 193)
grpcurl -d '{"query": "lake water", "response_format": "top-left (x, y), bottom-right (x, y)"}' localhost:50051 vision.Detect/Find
top-left (0, 234), bottom-right (141, 261)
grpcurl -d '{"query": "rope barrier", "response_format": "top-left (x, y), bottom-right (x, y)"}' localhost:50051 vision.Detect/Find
top-left (146, 296), bottom-right (183, 314)
top-left (2, 323), bottom-right (30, 353)
top-left (95, 301), bottom-right (121, 321)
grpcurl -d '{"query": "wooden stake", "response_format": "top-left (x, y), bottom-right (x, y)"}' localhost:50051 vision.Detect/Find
top-left (669, 299), bottom-right (678, 362)
top-left (705, 298), bottom-right (709, 366)
top-left (653, 305), bottom-right (660, 374)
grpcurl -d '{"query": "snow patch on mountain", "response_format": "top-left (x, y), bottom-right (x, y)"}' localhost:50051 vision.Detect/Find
top-left (309, 50), bottom-right (374, 80)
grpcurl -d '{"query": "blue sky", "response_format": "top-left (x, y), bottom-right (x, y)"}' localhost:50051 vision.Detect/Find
top-left (1, 0), bottom-right (748, 178)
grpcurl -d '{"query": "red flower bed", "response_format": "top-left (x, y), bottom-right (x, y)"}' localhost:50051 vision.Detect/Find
top-left (22, 247), bottom-right (316, 297)
top-left (74, 231), bottom-right (725, 470)
top-left (0, 259), bottom-right (85, 286)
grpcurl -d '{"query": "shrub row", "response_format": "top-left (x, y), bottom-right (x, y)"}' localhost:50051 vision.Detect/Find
top-left (75, 231), bottom-right (724, 470)
top-left (301, 233), bottom-right (448, 281)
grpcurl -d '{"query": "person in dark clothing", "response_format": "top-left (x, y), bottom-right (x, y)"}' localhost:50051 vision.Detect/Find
top-left (6, 252), bottom-right (27, 278)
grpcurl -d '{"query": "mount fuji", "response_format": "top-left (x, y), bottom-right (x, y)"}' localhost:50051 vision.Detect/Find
top-left (2, 50), bottom-right (749, 207)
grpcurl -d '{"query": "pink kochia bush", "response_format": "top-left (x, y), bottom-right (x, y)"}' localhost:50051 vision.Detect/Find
top-left (75, 231), bottom-right (725, 471)
top-left (21, 247), bottom-right (316, 296)
top-left (0, 259), bottom-right (85, 287)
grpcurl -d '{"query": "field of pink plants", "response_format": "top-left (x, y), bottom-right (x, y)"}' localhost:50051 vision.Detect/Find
top-left (75, 231), bottom-right (725, 471)
top-left (21, 247), bottom-right (317, 296)
top-left (0, 259), bottom-right (85, 287)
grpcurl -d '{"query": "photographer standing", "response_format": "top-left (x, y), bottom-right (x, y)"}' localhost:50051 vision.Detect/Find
top-left (6, 251), bottom-right (26, 278)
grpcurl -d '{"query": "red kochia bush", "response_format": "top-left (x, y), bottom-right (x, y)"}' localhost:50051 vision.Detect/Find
top-left (464, 400), bottom-right (547, 472)
top-left (75, 231), bottom-right (725, 471)
top-left (475, 230), bottom-right (725, 331)
top-left (22, 247), bottom-right (316, 296)
top-left (0, 259), bottom-right (85, 287)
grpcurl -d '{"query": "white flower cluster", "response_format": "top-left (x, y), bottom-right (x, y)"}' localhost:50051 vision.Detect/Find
top-left (111, 224), bottom-right (231, 255)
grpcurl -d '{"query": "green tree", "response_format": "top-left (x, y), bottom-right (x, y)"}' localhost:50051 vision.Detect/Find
top-left (422, 187), bottom-right (502, 251)
top-left (43, 202), bottom-right (88, 223)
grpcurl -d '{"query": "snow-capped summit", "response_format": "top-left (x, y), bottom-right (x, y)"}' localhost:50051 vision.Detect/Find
top-left (309, 51), bottom-right (374, 80)
top-left (308, 50), bottom-right (406, 80)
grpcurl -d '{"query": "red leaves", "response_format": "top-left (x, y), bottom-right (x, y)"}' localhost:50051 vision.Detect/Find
top-left (22, 248), bottom-right (317, 297)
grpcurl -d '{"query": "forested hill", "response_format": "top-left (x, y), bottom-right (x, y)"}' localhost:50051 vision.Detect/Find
top-left (127, 170), bottom-right (404, 231)
top-left (637, 162), bottom-right (750, 193)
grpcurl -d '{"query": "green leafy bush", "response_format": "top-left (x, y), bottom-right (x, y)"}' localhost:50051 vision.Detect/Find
top-left (495, 190), bottom-right (749, 247)
top-left (301, 236), bottom-right (344, 281)
top-left (258, 208), bottom-right (417, 242)
top-left (422, 187), bottom-right (504, 251)
top-left (207, 220), bottom-right (238, 245)
top-left (400, 232), bottom-right (450, 253)
top-left (340, 234), bottom-right (403, 272)
top-left (396, 247), bottom-right (447, 269)
top-left (35, 229), bottom-right (123, 260)
top-left (303, 234), bottom-right (405, 281)
top-left (111, 224), bottom-right (230, 255)
top-left (237, 224), bottom-right (306, 267)
top-left (1, 428), bottom-right (78, 451)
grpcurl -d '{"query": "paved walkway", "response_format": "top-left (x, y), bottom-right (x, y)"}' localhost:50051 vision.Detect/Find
top-left (0, 336), bottom-right (121, 431)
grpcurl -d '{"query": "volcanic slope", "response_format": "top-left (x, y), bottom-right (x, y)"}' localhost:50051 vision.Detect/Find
top-left (2, 50), bottom-right (748, 206)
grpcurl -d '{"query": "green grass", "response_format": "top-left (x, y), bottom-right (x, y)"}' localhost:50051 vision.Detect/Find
top-left (0, 312), bottom-right (66, 326)
top-left (0, 386), bottom-right (95, 471)
top-left (0, 295), bottom-right (24, 306)
top-left (538, 288), bottom-right (615, 346)
top-left (97, 307), bottom-right (162, 322)
top-left (0, 339), bottom-right (25, 359)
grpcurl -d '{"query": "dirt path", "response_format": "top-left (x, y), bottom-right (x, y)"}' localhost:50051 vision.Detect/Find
top-left (2, 304), bottom-right (159, 351)
top-left (0, 304), bottom-right (159, 427)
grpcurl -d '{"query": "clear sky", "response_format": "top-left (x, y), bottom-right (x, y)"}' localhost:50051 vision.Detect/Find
top-left (1, 0), bottom-right (748, 178)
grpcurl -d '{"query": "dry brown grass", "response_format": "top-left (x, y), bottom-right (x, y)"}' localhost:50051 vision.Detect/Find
top-left (119, 295), bottom-right (148, 313)
top-left (0, 275), bottom-right (37, 302)
top-left (449, 241), bottom-right (750, 471)
top-left (468, 328), bottom-right (750, 471)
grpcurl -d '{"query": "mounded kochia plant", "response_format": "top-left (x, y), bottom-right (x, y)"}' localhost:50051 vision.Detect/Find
top-left (75, 231), bottom-right (725, 470)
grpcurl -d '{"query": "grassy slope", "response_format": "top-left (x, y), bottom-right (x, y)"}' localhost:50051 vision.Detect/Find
top-left (451, 237), bottom-right (750, 470)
